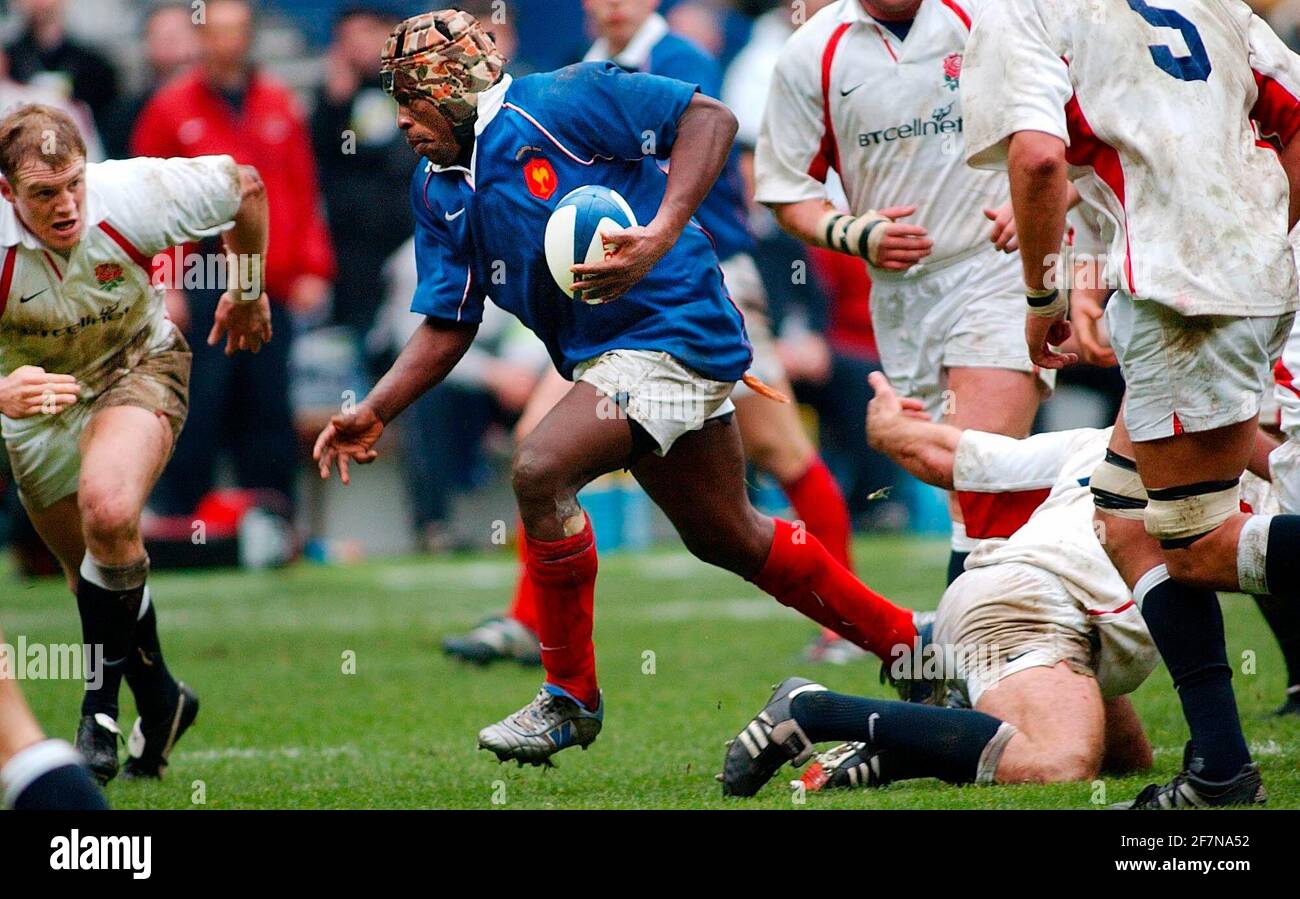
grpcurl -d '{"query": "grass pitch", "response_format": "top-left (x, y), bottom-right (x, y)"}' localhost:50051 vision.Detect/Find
top-left (7, 535), bottom-right (1299, 809)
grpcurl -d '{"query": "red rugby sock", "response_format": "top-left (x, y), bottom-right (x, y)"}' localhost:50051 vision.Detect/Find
top-left (781, 456), bottom-right (854, 570)
top-left (526, 516), bottom-right (599, 709)
top-left (752, 519), bottom-right (915, 660)
top-left (507, 521), bottom-right (540, 635)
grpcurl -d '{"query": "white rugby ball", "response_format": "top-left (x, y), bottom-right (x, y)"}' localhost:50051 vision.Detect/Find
top-left (544, 185), bottom-right (638, 304)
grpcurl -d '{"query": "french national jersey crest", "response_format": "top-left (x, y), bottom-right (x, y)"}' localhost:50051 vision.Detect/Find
top-left (523, 157), bottom-right (558, 200)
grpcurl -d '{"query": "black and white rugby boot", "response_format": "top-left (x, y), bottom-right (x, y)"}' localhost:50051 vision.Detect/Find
top-left (121, 683), bottom-right (200, 780)
top-left (1113, 742), bottom-right (1266, 809)
top-left (719, 676), bottom-right (826, 797)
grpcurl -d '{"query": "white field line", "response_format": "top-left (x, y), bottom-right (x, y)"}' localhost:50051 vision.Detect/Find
top-left (174, 744), bottom-right (362, 763)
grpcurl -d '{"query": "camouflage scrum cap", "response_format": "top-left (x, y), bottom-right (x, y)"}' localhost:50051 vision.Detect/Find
top-left (380, 8), bottom-right (506, 125)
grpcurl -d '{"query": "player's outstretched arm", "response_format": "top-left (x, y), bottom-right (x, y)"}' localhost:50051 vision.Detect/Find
top-left (570, 94), bottom-right (737, 302)
top-left (866, 372), bottom-right (962, 490)
top-left (314, 317), bottom-right (477, 484)
top-left (210, 164), bottom-right (273, 356)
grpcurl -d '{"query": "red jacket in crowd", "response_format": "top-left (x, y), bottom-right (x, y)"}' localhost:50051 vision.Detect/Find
top-left (130, 68), bottom-right (336, 301)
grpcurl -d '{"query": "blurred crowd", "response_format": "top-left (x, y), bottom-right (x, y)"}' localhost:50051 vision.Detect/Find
top-left (1, 0), bottom-right (1284, 564)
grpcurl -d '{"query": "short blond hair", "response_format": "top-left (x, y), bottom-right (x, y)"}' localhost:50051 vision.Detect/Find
top-left (0, 104), bottom-right (87, 184)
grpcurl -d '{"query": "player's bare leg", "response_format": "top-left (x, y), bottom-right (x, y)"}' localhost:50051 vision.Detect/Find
top-left (943, 366), bottom-right (1046, 583)
top-left (26, 406), bottom-right (197, 784)
top-left (979, 662), bottom-right (1108, 783)
top-left (1097, 414), bottom-right (1267, 806)
top-left (476, 382), bottom-right (639, 764)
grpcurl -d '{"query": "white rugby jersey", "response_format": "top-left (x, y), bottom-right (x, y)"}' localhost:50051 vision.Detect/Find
top-left (0, 156), bottom-right (241, 401)
top-left (963, 0), bottom-right (1300, 317)
top-left (754, 0), bottom-right (1007, 268)
top-left (956, 426), bottom-right (1134, 614)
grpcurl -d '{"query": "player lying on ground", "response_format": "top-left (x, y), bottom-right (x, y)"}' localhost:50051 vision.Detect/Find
top-left (721, 373), bottom-right (1161, 796)
top-left (962, 0), bottom-right (1300, 807)
top-left (313, 9), bottom-right (921, 766)
top-left (0, 104), bottom-right (271, 784)
top-left (0, 625), bottom-right (107, 810)
top-left (443, 0), bottom-right (860, 669)
top-left (757, 0), bottom-right (1082, 587)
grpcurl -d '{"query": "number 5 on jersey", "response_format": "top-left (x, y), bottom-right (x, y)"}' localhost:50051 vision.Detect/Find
top-left (1126, 0), bottom-right (1212, 82)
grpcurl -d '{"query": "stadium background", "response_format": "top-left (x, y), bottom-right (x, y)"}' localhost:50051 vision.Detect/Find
top-left (1, 0), bottom-right (1298, 809)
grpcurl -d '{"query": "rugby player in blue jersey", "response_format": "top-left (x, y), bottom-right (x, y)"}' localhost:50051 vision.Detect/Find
top-left (313, 9), bottom-right (918, 766)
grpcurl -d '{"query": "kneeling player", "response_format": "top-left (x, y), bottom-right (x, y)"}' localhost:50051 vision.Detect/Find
top-left (0, 104), bottom-right (272, 784)
top-left (314, 10), bottom-right (919, 766)
top-left (721, 374), bottom-right (1160, 796)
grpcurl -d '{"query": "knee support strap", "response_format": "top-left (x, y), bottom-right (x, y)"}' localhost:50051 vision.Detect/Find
top-left (1144, 479), bottom-right (1240, 549)
top-left (1090, 451), bottom-right (1148, 521)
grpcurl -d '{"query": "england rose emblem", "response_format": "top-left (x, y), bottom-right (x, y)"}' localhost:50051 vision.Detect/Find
top-left (943, 53), bottom-right (962, 91)
top-left (95, 263), bottom-right (125, 291)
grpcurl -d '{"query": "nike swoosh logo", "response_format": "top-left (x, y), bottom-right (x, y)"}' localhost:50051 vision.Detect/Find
top-left (19, 289), bottom-right (48, 303)
top-left (1006, 651), bottom-right (1032, 663)
top-left (840, 83), bottom-right (865, 96)
top-left (444, 208), bottom-right (466, 221)
top-left (867, 712), bottom-right (880, 742)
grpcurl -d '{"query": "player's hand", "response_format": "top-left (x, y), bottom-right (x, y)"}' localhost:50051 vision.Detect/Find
top-left (871, 205), bottom-right (933, 271)
top-left (209, 293), bottom-right (273, 356)
top-left (866, 370), bottom-right (929, 447)
top-left (0, 365), bottom-right (80, 419)
top-left (313, 404), bottom-right (384, 485)
top-left (983, 203), bottom-right (1019, 253)
top-left (569, 223), bottom-right (675, 303)
top-left (1025, 312), bottom-right (1078, 369)
top-left (1068, 289), bottom-right (1117, 367)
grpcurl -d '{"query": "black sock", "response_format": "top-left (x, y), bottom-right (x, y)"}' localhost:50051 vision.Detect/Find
top-left (11, 764), bottom-right (109, 811)
top-left (76, 577), bottom-right (143, 720)
top-left (1252, 593), bottom-right (1300, 691)
top-left (1265, 515), bottom-right (1300, 595)
top-left (1138, 573), bottom-right (1250, 781)
top-left (3, 740), bottom-right (108, 810)
top-left (791, 689), bottom-right (1007, 784)
top-left (947, 550), bottom-right (971, 586)
top-left (124, 594), bottom-right (180, 722)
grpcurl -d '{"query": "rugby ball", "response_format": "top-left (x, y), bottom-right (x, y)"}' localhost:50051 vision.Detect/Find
top-left (544, 185), bottom-right (638, 304)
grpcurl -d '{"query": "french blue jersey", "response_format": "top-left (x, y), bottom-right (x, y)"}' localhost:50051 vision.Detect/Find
top-left (585, 13), bottom-right (755, 261)
top-left (409, 62), bottom-right (752, 383)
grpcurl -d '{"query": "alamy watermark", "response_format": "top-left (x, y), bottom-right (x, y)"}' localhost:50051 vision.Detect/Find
top-left (0, 637), bottom-right (104, 687)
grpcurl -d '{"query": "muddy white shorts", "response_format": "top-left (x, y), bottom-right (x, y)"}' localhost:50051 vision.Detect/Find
top-left (868, 246), bottom-right (1055, 420)
top-left (3, 328), bottom-right (191, 511)
top-left (934, 561), bottom-right (1158, 707)
top-left (574, 349), bottom-right (735, 456)
top-left (721, 253), bottom-right (784, 400)
top-left (1107, 294), bottom-right (1294, 442)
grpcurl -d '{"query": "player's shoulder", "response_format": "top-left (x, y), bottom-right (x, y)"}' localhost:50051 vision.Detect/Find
top-left (775, 3), bottom-right (849, 71)
top-left (510, 62), bottom-right (614, 103)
